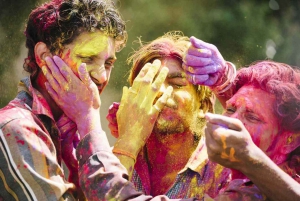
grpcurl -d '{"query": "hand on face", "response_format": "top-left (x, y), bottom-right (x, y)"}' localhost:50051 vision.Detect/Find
top-left (42, 56), bottom-right (101, 137)
top-left (183, 36), bottom-right (226, 86)
top-left (204, 112), bottom-right (258, 171)
top-left (116, 60), bottom-right (173, 150)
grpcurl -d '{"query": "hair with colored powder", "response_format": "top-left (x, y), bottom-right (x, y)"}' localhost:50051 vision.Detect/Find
top-left (233, 60), bottom-right (300, 133)
top-left (24, 0), bottom-right (127, 76)
top-left (127, 31), bottom-right (214, 114)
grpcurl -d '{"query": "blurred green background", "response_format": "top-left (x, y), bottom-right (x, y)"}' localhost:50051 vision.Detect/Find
top-left (1, 0), bottom-right (300, 144)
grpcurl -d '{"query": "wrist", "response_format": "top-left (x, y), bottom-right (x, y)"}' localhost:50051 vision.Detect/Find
top-left (211, 61), bottom-right (236, 94)
top-left (75, 109), bottom-right (101, 138)
top-left (113, 136), bottom-right (144, 161)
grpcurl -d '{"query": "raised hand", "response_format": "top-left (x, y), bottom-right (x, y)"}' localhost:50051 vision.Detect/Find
top-left (113, 59), bottom-right (173, 164)
top-left (42, 56), bottom-right (101, 137)
top-left (183, 36), bottom-right (227, 86)
top-left (204, 112), bottom-right (257, 171)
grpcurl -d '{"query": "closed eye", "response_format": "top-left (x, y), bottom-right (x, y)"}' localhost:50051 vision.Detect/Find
top-left (77, 55), bottom-right (94, 64)
top-left (225, 106), bottom-right (236, 114)
top-left (245, 113), bottom-right (264, 123)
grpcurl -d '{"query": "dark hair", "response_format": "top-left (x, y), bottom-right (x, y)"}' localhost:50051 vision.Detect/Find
top-left (24, 0), bottom-right (127, 76)
top-left (127, 31), bottom-right (214, 114)
top-left (233, 60), bottom-right (300, 133)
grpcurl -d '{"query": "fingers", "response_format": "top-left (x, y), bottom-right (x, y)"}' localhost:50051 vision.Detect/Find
top-left (205, 113), bottom-right (243, 131)
top-left (44, 81), bottom-right (59, 102)
top-left (184, 54), bottom-right (212, 67)
top-left (186, 46), bottom-right (212, 57)
top-left (135, 60), bottom-right (161, 103)
top-left (147, 66), bottom-right (169, 103)
top-left (42, 65), bottom-right (61, 93)
top-left (118, 86), bottom-right (129, 113)
top-left (186, 72), bottom-right (209, 85)
top-left (203, 73), bottom-right (219, 86)
top-left (45, 57), bottom-right (68, 84)
top-left (52, 56), bottom-right (76, 83)
top-left (185, 63), bottom-right (222, 75)
top-left (190, 36), bottom-right (216, 51)
top-left (152, 86), bottom-right (173, 114)
top-left (130, 62), bottom-right (152, 92)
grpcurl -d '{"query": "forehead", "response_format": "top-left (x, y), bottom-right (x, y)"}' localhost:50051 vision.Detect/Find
top-left (160, 57), bottom-right (183, 72)
top-left (228, 85), bottom-right (276, 115)
top-left (67, 31), bottom-right (116, 56)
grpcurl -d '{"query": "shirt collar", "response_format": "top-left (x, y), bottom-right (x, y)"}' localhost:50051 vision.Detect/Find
top-left (178, 137), bottom-right (209, 177)
top-left (18, 77), bottom-right (55, 120)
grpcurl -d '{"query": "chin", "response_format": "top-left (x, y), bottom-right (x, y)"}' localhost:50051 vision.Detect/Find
top-left (153, 119), bottom-right (184, 134)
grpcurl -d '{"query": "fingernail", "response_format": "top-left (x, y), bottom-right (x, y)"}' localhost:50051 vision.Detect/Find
top-left (198, 49), bottom-right (206, 53)
top-left (153, 59), bottom-right (161, 65)
top-left (41, 66), bottom-right (47, 74)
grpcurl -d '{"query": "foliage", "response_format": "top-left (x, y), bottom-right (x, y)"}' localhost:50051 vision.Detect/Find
top-left (0, 0), bottom-right (299, 108)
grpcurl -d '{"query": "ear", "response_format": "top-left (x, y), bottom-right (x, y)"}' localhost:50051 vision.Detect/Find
top-left (34, 42), bottom-right (52, 67)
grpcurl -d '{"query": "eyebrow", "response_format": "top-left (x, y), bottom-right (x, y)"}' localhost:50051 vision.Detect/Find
top-left (167, 72), bottom-right (186, 79)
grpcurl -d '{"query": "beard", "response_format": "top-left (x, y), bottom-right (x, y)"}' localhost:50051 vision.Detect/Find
top-left (152, 116), bottom-right (185, 134)
top-left (152, 110), bottom-right (206, 144)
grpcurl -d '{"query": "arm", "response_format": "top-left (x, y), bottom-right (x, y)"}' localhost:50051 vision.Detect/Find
top-left (75, 130), bottom-right (198, 201)
top-left (205, 113), bottom-right (300, 201)
top-left (113, 60), bottom-right (172, 177)
top-left (43, 56), bottom-right (197, 200)
top-left (0, 117), bottom-right (76, 200)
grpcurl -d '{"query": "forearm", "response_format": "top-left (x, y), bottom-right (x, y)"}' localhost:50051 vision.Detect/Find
top-left (241, 147), bottom-right (300, 201)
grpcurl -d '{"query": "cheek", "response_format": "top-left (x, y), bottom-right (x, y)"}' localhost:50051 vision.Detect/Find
top-left (247, 124), bottom-right (274, 151)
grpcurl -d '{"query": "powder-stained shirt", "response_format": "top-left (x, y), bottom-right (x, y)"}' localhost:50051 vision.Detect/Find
top-left (131, 138), bottom-right (231, 199)
top-left (0, 77), bottom-right (78, 200)
top-left (0, 77), bottom-right (198, 201)
top-left (76, 132), bottom-right (200, 201)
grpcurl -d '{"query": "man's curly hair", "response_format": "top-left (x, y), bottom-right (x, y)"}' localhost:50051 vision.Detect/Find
top-left (24, 0), bottom-right (127, 76)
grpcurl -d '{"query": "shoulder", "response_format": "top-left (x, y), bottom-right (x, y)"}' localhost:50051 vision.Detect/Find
top-left (0, 99), bottom-right (41, 130)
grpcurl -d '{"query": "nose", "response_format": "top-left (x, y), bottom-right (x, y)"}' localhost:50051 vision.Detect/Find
top-left (90, 66), bottom-right (107, 84)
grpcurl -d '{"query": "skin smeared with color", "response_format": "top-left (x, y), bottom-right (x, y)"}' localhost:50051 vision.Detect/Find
top-left (60, 31), bottom-right (116, 94)
top-left (202, 60), bottom-right (300, 200)
top-left (107, 32), bottom-right (231, 198)
top-left (224, 85), bottom-right (279, 156)
top-left (220, 135), bottom-right (240, 162)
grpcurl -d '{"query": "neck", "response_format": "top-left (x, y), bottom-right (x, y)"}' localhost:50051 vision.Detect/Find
top-left (32, 72), bottom-right (63, 121)
top-left (145, 131), bottom-right (197, 195)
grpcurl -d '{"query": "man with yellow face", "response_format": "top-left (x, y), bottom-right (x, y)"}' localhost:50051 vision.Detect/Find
top-left (0, 0), bottom-right (126, 200)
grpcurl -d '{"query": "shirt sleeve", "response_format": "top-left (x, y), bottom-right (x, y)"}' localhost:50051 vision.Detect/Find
top-left (213, 179), bottom-right (267, 201)
top-left (0, 118), bottom-right (76, 201)
top-left (76, 131), bottom-right (199, 201)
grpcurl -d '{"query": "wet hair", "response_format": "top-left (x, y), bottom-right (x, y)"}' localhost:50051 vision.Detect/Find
top-left (233, 60), bottom-right (300, 133)
top-left (23, 0), bottom-right (127, 76)
top-left (127, 31), bottom-right (214, 113)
